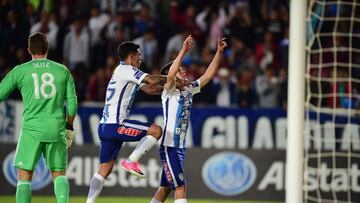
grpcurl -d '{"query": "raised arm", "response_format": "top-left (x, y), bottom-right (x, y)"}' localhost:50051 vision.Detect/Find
top-left (199, 37), bottom-right (227, 88)
top-left (165, 35), bottom-right (193, 90)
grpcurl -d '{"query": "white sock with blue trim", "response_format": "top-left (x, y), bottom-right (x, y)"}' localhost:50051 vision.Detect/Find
top-left (151, 198), bottom-right (162, 203)
top-left (86, 173), bottom-right (106, 203)
top-left (129, 135), bottom-right (157, 162)
top-left (174, 199), bottom-right (187, 203)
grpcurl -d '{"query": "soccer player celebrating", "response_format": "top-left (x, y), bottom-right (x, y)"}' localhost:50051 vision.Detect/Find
top-left (151, 35), bottom-right (227, 203)
top-left (86, 41), bottom-right (166, 203)
top-left (0, 32), bottom-right (78, 203)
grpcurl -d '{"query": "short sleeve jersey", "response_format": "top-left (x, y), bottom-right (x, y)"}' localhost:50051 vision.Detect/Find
top-left (100, 62), bottom-right (148, 124)
top-left (0, 58), bottom-right (78, 142)
top-left (160, 79), bottom-right (201, 148)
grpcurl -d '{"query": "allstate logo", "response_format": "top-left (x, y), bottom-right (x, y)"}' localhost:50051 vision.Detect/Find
top-left (201, 152), bottom-right (257, 196)
top-left (3, 151), bottom-right (52, 190)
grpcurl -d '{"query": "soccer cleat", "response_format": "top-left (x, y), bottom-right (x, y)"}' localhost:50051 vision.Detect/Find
top-left (120, 158), bottom-right (146, 179)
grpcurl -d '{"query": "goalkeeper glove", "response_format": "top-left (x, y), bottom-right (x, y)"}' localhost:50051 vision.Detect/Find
top-left (65, 122), bottom-right (74, 148)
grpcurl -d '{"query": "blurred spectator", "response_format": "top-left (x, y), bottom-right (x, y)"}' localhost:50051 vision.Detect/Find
top-left (133, 2), bottom-right (154, 37)
top-left (225, 38), bottom-right (246, 70)
top-left (237, 68), bottom-right (256, 108)
top-left (170, 2), bottom-right (200, 40)
top-left (101, 0), bottom-right (137, 16)
top-left (226, 2), bottom-right (253, 46)
top-left (212, 68), bottom-right (237, 107)
top-left (86, 68), bottom-right (108, 101)
top-left (196, 5), bottom-right (227, 51)
top-left (255, 31), bottom-right (280, 71)
top-left (106, 24), bottom-right (126, 57)
top-left (71, 63), bottom-right (89, 102)
top-left (278, 67), bottom-right (288, 110)
top-left (133, 28), bottom-right (158, 69)
top-left (55, 0), bottom-right (74, 25)
top-left (266, 9), bottom-right (283, 41)
top-left (63, 16), bottom-right (90, 69)
top-left (279, 27), bottom-right (289, 67)
top-left (0, 9), bottom-right (28, 67)
top-left (279, 5), bottom-right (289, 27)
top-left (30, 12), bottom-right (59, 57)
top-left (0, 0), bottom-right (317, 109)
top-left (89, 5), bottom-right (110, 68)
top-left (89, 5), bottom-right (110, 47)
top-left (86, 55), bottom-right (116, 102)
top-left (24, 4), bottom-right (37, 29)
top-left (106, 11), bottom-right (131, 41)
top-left (255, 65), bottom-right (280, 108)
top-left (164, 28), bottom-right (199, 63)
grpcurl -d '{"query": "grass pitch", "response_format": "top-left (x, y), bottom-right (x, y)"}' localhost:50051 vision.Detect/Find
top-left (0, 196), bottom-right (283, 203)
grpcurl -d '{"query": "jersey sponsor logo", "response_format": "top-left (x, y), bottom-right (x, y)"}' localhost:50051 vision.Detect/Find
top-left (201, 152), bottom-right (257, 196)
top-left (3, 151), bottom-right (51, 190)
top-left (117, 126), bottom-right (142, 137)
top-left (163, 161), bottom-right (173, 183)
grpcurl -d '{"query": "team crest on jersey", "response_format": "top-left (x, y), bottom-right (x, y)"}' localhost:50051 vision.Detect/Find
top-left (178, 173), bottom-right (184, 181)
top-left (117, 126), bottom-right (142, 136)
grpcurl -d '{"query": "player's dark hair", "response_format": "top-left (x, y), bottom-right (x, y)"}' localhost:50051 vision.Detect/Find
top-left (160, 61), bottom-right (174, 75)
top-left (117, 41), bottom-right (140, 60)
top-left (28, 32), bottom-right (48, 55)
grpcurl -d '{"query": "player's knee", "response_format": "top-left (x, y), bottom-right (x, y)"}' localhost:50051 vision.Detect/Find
top-left (149, 124), bottom-right (162, 139)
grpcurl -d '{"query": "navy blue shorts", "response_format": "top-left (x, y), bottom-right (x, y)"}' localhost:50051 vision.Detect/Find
top-left (159, 146), bottom-right (186, 190)
top-left (98, 119), bottom-right (151, 163)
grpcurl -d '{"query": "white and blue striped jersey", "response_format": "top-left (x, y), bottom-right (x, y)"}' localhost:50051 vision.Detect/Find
top-left (100, 62), bottom-right (148, 124)
top-left (161, 79), bottom-right (201, 148)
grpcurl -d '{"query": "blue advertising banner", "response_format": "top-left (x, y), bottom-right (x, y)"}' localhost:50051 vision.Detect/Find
top-left (75, 105), bottom-right (289, 149)
top-left (0, 101), bottom-right (359, 150)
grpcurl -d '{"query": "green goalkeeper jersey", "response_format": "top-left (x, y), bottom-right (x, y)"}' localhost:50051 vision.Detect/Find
top-left (0, 58), bottom-right (77, 142)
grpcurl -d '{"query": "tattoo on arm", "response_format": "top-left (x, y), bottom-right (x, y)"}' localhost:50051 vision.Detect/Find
top-left (143, 75), bottom-right (167, 86)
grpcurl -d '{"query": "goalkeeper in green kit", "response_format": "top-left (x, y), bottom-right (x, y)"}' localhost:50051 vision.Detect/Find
top-left (0, 32), bottom-right (78, 203)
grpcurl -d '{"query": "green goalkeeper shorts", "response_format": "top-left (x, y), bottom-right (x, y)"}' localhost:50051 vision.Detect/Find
top-left (13, 132), bottom-right (68, 171)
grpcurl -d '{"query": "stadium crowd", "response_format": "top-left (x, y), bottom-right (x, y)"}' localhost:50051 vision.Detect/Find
top-left (0, 0), bottom-right (358, 110)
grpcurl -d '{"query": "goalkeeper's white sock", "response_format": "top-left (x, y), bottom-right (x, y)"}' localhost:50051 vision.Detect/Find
top-left (86, 173), bottom-right (105, 203)
top-left (129, 135), bottom-right (157, 162)
top-left (174, 199), bottom-right (187, 203)
top-left (151, 198), bottom-right (162, 203)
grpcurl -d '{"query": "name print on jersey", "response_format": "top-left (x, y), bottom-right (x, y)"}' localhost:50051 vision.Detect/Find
top-left (32, 62), bottom-right (50, 68)
top-left (117, 126), bottom-right (142, 137)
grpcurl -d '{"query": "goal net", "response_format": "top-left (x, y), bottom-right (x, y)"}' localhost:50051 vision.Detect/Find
top-left (304, 0), bottom-right (360, 202)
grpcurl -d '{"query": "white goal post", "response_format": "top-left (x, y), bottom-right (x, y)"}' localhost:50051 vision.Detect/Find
top-left (287, 0), bottom-right (360, 203)
top-left (286, 0), bottom-right (306, 203)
